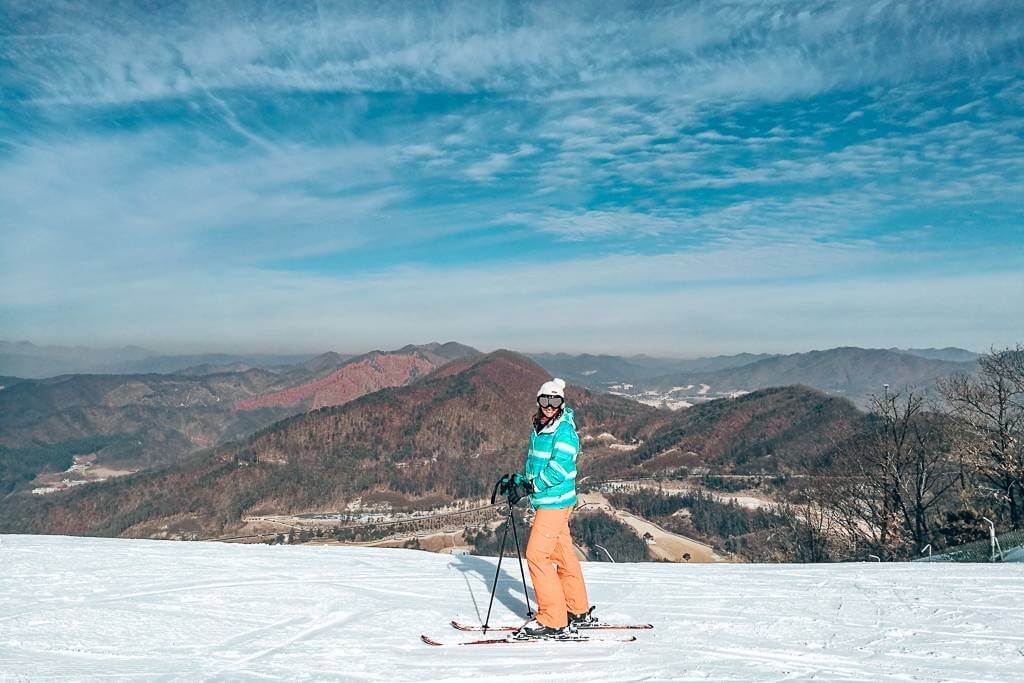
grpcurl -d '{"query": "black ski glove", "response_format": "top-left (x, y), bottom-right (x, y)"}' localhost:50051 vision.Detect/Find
top-left (511, 473), bottom-right (534, 503)
top-left (515, 473), bottom-right (535, 493)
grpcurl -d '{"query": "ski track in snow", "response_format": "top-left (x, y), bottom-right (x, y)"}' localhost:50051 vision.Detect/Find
top-left (1, 535), bottom-right (1023, 681)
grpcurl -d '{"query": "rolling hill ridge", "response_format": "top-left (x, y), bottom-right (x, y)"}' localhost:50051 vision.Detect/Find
top-left (0, 351), bottom-right (658, 537)
top-left (0, 344), bottom-right (478, 493)
top-left (0, 350), bottom-right (873, 541)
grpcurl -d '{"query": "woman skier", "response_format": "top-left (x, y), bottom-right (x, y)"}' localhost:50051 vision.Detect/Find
top-left (513, 378), bottom-right (597, 639)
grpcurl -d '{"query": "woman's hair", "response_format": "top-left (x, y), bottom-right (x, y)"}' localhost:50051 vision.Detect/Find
top-left (533, 406), bottom-right (564, 432)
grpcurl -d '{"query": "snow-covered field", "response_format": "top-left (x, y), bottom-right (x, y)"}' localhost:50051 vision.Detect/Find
top-left (2, 535), bottom-right (1023, 681)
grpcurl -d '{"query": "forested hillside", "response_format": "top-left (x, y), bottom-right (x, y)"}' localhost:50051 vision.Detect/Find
top-left (588, 385), bottom-right (867, 480)
top-left (0, 351), bottom-right (659, 537)
top-left (0, 345), bottom-right (475, 492)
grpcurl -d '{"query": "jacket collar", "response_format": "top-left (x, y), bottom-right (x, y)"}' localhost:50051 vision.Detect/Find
top-left (538, 405), bottom-right (574, 434)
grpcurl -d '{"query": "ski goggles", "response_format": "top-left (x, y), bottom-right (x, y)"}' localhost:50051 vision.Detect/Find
top-left (537, 395), bottom-right (564, 408)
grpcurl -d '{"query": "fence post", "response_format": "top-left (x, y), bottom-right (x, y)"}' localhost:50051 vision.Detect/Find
top-left (982, 517), bottom-right (1002, 562)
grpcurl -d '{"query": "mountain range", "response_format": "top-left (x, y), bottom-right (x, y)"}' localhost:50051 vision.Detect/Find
top-left (2, 339), bottom-right (991, 540)
top-left (637, 347), bottom-right (977, 409)
top-left (526, 351), bottom-right (778, 388)
top-left (529, 347), bottom-right (978, 408)
top-left (0, 351), bottom-right (653, 536)
top-left (0, 343), bottom-right (478, 494)
top-left (1, 350), bottom-right (869, 540)
top-left (0, 341), bottom-right (318, 378)
top-left (598, 385), bottom-right (865, 479)
top-left (0, 341), bottom-right (981, 512)
top-left (3, 340), bottom-right (979, 383)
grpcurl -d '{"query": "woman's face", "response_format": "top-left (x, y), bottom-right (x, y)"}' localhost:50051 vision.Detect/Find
top-left (538, 394), bottom-right (562, 418)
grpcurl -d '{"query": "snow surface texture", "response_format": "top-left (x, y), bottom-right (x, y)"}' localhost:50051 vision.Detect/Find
top-left (2, 535), bottom-right (1023, 681)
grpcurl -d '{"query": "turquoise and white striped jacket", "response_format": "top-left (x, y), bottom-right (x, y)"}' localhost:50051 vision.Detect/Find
top-left (524, 406), bottom-right (580, 509)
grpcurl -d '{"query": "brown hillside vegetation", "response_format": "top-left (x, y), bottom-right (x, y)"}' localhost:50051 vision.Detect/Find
top-left (234, 351), bottom-right (438, 410)
top-left (0, 345), bottom-right (476, 492)
top-left (590, 385), bottom-right (867, 480)
top-left (0, 351), bottom-right (658, 538)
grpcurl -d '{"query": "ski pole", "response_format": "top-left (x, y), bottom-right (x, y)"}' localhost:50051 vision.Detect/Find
top-left (508, 502), bottom-right (533, 618)
top-left (479, 473), bottom-right (512, 634)
top-left (482, 507), bottom-right (511, 633)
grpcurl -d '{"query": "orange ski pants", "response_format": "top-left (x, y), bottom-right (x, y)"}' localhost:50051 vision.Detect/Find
top-left (525, 506), bottom-right (590, 629)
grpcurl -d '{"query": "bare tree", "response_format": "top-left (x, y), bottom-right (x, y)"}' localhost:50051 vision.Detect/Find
top-left (776, 498), bottom-right (835, 562)
top-left (870, 388), bottom-right (959, 551)
top-left (818, 431), bottom-right (909, 560)
top-left (802, 387), bottom-right (958, 560)
top-left (937, 345), bottom-right (1024, 529)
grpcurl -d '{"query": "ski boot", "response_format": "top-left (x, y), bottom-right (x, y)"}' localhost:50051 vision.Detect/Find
top-left (512, 618), bottom-right (569, 640)
top-left (567, 606), bottom-right (599, 632)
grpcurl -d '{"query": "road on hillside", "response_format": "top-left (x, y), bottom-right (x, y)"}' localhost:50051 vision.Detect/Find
top-left (575, 492), bottom-right (725, 563)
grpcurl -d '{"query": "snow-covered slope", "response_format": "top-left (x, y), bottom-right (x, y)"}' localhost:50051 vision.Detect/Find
top-left (2, 535), bottom-right (1022, 681)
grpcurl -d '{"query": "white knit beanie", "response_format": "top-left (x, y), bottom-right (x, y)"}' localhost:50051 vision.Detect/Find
top-left (537, 377), bottom-right (567, 397)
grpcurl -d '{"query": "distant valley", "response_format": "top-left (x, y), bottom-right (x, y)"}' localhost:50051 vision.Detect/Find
top-left (531, 346), bottom-right (979, 410)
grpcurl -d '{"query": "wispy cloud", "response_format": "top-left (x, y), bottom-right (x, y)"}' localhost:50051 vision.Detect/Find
top-left (1, 1), bottom-right (1021, 353)
top-left (465, 144), bottom-right (540, 182)
top-left (0, 133), bottom-right (406, 303)
top-left (4, 2), bottom-right (1021, 105)
top-left (503, 208), bottom-right (682, 240)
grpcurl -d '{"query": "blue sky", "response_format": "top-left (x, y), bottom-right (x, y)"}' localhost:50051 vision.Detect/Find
top-left (1, 1), bottom-right (1022, 356)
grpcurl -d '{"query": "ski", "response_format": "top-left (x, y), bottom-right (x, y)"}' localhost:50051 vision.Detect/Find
top-left (451, 619), bottom-right (653, 632)
top-left (421, 633), bottom-right (637, 646)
